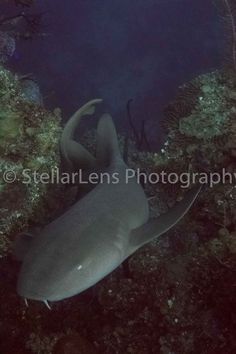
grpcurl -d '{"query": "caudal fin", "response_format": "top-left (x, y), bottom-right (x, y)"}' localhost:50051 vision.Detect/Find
top-left (60, 99), bottom-right (102, 171)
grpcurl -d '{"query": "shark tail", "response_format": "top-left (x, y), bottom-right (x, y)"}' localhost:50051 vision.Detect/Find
top-left (60, 99), bottom-right (102, 171)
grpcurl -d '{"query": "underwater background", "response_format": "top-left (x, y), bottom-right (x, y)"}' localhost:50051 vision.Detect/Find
top-left (0, 0), bottom-right (236, 353)
top-left (2, 0), bottom-right (223, 146)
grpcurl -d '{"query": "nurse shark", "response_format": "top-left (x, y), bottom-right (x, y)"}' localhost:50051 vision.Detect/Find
top-left (15, 99), bottom-right (200, 308)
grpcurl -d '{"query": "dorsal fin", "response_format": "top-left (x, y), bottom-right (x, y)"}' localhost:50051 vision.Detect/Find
top-left (96, 113), bottom-right (122, 167)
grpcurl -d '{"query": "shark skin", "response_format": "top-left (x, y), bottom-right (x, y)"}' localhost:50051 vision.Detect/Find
top-left (16, 100), bottom-right (200, 305)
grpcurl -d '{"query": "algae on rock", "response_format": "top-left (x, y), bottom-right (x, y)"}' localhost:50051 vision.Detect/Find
top-left (179, 73), bottom-right (231, 139)
top-left (0, 65), bottom-right (62, 256)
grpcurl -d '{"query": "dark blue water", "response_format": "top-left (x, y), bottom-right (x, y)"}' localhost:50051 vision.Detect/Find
top-left (4, 0), bottom-right (223, 146)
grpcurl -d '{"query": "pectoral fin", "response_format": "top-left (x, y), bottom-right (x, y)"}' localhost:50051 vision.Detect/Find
top-left (129, 185), bottom-right (201, 250)
top-left (12, 232), bottom-right (34, 261)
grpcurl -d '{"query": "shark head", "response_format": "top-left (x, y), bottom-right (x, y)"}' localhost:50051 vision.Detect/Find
top-left (16, 199), bottom-right (134, 303)
top-left (17, 250), bottom-right (117, 302)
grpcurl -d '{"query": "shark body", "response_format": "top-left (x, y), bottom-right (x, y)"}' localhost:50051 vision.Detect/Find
top-left (16, 100), bottom-right (200, 304)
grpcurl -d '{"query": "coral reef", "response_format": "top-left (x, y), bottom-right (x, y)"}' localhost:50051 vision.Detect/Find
top-left (0, 31), bottom-right (15, 63)
top-left (19, 77), bottom-right (43, 105)
top-left (0, 62), bottom-right (235, 353)
top-left (0, 0), bottom-right (45, 53)
top-left (155, 70), bottom-right (236, 229)
top-left (0, 65), bottom-right (62, 256)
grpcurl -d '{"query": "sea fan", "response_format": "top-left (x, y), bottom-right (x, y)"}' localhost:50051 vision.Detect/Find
top-left (215, 0), bottom-right (236, 71)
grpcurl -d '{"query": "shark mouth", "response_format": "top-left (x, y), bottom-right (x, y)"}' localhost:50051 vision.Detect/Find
top-left (24, 298), bottom-right (52, 310)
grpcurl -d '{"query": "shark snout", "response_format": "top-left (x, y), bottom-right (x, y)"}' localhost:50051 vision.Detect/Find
top-left (17, 273), bottom-right (55, 303)
top-left (17, 284), bottom-right (48, 302)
